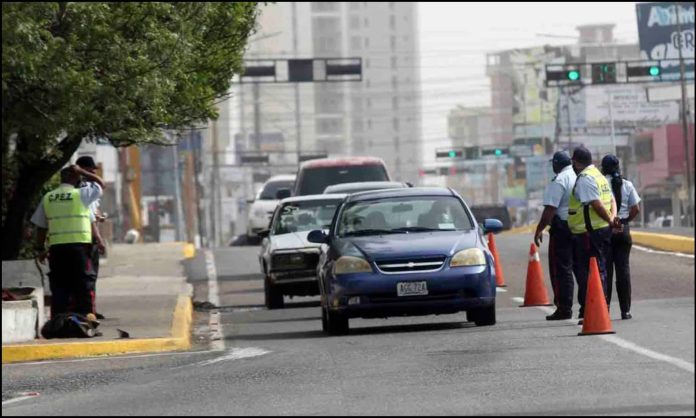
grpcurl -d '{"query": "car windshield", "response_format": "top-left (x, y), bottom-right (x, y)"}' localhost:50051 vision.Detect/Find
top-left (298, 165), bottom-right (389, 195)
top-left (258, 180), bottom-right (295, 200)
top-left (337, 196), bottom-right (474, 237)
top-left (273, 199), bottom-right (342, 235)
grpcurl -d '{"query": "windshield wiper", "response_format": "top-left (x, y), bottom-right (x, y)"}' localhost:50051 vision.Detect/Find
top-left (390, 226), bottom-right (447, 233)
top-left (342, 229), bottom-right (396, 237)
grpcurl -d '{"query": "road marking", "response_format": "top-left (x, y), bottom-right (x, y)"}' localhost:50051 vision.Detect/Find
top-left (634, 245), bottom-right (694, 259)
top-left (496, 287), bottom-right (508, 293)
top-left (2, 392), bottom-right (40, 406)
top-left (508, 296), bottom-right (695, 374)
top-left (205, 250), bottom-right (225, 352)
top-left (195, 347), bottom-right (270, 366)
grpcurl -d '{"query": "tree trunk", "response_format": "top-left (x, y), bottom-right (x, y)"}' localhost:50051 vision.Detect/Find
top-left (1, 134), bottom-right (84, 260)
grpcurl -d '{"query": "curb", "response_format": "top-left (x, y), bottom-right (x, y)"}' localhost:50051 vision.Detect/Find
top-left (1, 295), bottom-right (192, 364)
top-left (631, 231), bottom-right (694, 254)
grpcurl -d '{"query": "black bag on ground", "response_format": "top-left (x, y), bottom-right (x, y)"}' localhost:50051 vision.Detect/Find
top-left (41, 313), bottom-right (100, 339)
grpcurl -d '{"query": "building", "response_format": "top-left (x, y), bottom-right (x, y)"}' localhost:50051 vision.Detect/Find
top-left (447, 106), bottom-right (494, 149)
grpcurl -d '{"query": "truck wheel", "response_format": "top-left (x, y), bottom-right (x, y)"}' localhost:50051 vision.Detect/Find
top-left (325, 307), bottom-right (349, 336)
top-left (264, 276), bottom-right (284, 309)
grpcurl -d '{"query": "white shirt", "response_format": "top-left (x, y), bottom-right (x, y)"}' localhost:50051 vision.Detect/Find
top-left (542, 165), bottom-right (576, 221)
top-left (574, 165), bottom-right (602, 205)
top-left (605, 176), bottom-right (641, 219)
top-left (30, 183), bottom-right (102, 229)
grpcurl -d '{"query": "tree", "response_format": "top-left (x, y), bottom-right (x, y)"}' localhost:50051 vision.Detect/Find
top-left (2, 2), bottom-right (260, 259)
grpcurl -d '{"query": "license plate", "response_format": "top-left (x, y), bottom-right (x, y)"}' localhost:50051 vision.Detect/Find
top-left (397, 281), bottom-right (428, 297)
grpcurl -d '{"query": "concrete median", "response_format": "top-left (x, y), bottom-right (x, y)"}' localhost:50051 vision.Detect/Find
top-left (631, 231), bottom-right (694, 254)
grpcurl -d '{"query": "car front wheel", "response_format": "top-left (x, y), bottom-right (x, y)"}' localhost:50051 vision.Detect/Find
top-left (471, 303), bottom-right (496, 326)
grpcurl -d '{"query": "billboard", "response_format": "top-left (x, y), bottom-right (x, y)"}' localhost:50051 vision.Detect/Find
top-left (636, 2), bottom-right (695, 80)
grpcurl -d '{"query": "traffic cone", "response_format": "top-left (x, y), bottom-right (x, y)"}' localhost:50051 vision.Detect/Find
top-left (520, 243), bottom-right (553, 307)
top-left (578, 257), bottom-right (615, 336)
top-left (487, 232), bottom-right (506, 287)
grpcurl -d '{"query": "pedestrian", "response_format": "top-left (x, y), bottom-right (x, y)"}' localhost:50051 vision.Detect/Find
top-left (76, 156), bottom-right (106, 319)
top-left (601, 154), bottom-right (641, 320)
top-left (568, 146), bottom-right (620, 322)
top-left (31, 165), bottom-right (105, 320)
top-left (534, 150), bottom-right (576, 320)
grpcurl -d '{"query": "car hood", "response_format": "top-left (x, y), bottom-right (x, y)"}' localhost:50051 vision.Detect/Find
top-left (270, 230), bottom-right (321, 251)
top-left (250, 199), bottom-right (278, 214)
top-left (337, 230), bottom-right (479, 261)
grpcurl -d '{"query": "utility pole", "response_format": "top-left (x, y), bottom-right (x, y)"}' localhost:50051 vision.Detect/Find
top-left (171, 139), bottom-right (185, 242)
top-left (608, 90), bottom-right (617, 156)
top-left (676, 3), bottom-right (694, 227)
top-left (292, 2), bottom-right (302, 164)
top-left (565, 87), bottom-right (573, 150)
top-left (210, 117), bottom-right (221, 247)
top-left (253, 83), bottom-right (261, 151)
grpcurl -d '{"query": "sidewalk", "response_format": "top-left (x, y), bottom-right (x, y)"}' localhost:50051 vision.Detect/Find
top-left (2, 243), bottom-right (195, 364)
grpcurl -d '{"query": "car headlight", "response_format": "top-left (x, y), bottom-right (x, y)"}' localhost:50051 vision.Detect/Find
top-left (334, 256), bottom-right (372, 275)
top-left (450, 248), bottom-right (486, 267)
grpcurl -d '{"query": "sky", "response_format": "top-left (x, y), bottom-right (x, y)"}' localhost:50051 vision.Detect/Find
top-left (418, 2), bottom-right (640, 163)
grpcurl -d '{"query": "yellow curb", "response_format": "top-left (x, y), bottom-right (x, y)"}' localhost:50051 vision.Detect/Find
top-left (2, 295), bottom-right (192, 364)
top-left (631, 231), bottom-right (694, 254)
top-left (183, 243), bottom-right (196, 259)
top-left (503, 224), bottom-right (536, 235)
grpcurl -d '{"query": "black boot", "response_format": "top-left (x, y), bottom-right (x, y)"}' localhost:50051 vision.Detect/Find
top-left (546, 310), bottom-right (572, 320)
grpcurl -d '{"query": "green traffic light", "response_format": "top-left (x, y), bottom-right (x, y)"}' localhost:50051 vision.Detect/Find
top-left (495, 149), bottom-right (502, 156)
top-left (568, 70), bottom-right (580, 81)
top-left (448, 151), bottom-right (456, 158)
top-left (649, 66), bottom-right (660, 76)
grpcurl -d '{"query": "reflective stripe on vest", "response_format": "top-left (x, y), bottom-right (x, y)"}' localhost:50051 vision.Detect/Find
top-left (568, 166), bottom-right (613, 234)
top-left (42, 186), bottom-right (92, 245)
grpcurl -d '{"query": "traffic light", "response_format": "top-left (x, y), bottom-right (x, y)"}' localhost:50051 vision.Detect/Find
top-left (546, 65), bottom-right (583, 86)
top-left (627, 63), bottom-right (662, 79)
top-left (481, 147), bottom-right (509, 157)
top-left (591, 63), bottom-right (617, 84)
top-left (435, 149), bottom-right (464, 159)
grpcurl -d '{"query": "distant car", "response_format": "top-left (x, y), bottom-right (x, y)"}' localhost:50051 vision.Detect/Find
top-left (246, 175), bottom-right (296, 238)
top-left (307, 187), bottom-right (504, 335)
top-left (289, 157), bottom-right (391, 197)
top-left (323, 181), bottom-right (410, 194)
top-left (258, 194), bottom-right (347, 309)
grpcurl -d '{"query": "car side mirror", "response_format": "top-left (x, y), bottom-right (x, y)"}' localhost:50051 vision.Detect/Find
top-left (258, 230), bottom-right (270, 239)
top-left (307, 229), bottom-right (328, 244)
top-left (482, 219), bottom-right (503, 234)
top-left (275, 188), bottom-right (291, 200)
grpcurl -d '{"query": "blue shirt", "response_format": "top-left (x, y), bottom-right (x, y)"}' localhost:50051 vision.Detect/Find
top-left (30, 183), bottom-right (102, 229)
top-left (543, 165), bottom-right (576, 220)
top-left (605, 176), bottom-right (641, 219)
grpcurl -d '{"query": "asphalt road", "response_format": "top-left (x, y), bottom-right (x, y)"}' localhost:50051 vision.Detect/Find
top-left (3, 232), bottom-right (694, 415)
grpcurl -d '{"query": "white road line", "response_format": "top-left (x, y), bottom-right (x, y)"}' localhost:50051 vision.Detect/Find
top-left (633, 245), bottom-right (694, 259)
top-left (508, 295), bottom-right (695, 374)
top-left (195, 347), bottom-right (270, 366)
top-left (204, 249), bottom-right (225, 352)
top-left (3, 350), bottom-right (215, 367)
top-left (2, 392), bottom-right (40, 406)
top-left (496, 287), bottom-right (508, 293)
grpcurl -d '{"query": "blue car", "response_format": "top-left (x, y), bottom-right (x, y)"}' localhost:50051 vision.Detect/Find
top-left (307, 187), bottom-right (503, 335)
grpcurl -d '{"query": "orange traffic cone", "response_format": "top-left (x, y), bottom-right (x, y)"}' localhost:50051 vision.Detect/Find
top-left (578, 257), bottom-right (615, 336)
top-left (487, 232), bottom-right (506, 287)
top-left (520, 243), bottom-right (553, 307)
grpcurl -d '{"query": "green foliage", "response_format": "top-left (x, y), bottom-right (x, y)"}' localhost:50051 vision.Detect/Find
top-left (1, 2), bottom-right (260, 259)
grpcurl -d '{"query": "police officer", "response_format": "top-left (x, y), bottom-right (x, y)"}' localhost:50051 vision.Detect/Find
top-left (568, 146), bottom-right (620, 322)
top-left (534, 151), bottom-right (577, 320)
top-left (31, 165), bottom-right (104, 318)
top-left (76, 156), bottom-right (106, 319)
top-left (601, 154), bottom-right (641, 320)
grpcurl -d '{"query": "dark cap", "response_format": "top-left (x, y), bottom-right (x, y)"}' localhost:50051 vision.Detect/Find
top-left (601, 154), bottom-right (620, 174)
top-left (571, 146), bottom-right (593, 166)
top-left (550, 151), bottom-right (571, 168)
top-left (75, 156), bottom-right (97, 169)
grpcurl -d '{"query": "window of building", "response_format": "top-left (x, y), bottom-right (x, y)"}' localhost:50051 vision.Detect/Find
top-left (390, 36), bottom-right (397, 49)
top-left (312, 2), bottom-right (339, 12)
top-left (392, 97), bottom-right (399, 109)
top-left (367, 119), bottom-right (372, 129)
top-left (391, 75), bottom-right (398, 89)
top-left (393, 118), bottom-right (400, 131)
top-left (349, 2), bottom-right (360, 11)
top-left (352, 97), bottom-right (363, 112)
top-left (350, 36), bottom-right (362, 50)
top-left (364, 17), bottom-right (369, 27)
top-left (352, 119), bottom-right (364, 133)
top-left (364, 37), bottom-right (370, 48)
top-left (391, 56), bottom-right (397, 69)
top-left (316, 118), bottom-right (343, 135)
top-left (349, 15), bottom-right (360, 30)
top-left (389, 2), bottom-right (395, 10)
top-left (390, 15), bottom-right (396, 30)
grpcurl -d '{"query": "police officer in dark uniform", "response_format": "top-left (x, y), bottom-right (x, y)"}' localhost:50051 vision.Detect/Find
top-left (534, 151), bottom-right (577, 320)
top-left (601, 154), bottom-right (641, 320)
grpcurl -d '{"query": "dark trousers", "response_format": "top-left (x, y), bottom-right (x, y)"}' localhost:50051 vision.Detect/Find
top-left (606, 224), bottom-right (632, 314)
top-left (48, 243), bottom-right (96, 317)
top-left (548, 216), bottom-right (574, 313)
top-left (572, 227), bottom-right (611, 314)
top-left (88, 242), bottom-right (100, 310)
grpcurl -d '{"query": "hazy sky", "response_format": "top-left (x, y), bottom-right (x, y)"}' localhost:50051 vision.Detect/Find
top-left (418, 2), bottom-right (640, 163)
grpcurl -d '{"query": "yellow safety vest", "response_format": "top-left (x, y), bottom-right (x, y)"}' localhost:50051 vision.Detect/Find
top-left (42, 185), bottom-right (92, 246)
top-left (568, 165), bottom-right (613, 234)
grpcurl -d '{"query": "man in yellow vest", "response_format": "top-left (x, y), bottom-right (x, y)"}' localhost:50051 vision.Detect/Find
top-left (31, 165), bottom-right (105, 318)
top-left (568, 146), bottom-right (619, 323)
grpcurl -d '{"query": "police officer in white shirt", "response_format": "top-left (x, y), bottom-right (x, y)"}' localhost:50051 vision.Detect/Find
top-left (535, 151), bottom-right (577, 320)
top-left (601, 154), bottom-right (641, 320)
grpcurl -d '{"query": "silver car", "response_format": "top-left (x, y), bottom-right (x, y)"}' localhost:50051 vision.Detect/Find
top-left (258, 194), bottom-right (347, 309)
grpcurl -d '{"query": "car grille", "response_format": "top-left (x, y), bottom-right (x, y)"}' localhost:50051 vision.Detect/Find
top-left (375, 256), bottom-right (446, 274)
top-left (272, 252), bottom-right (319, 271)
